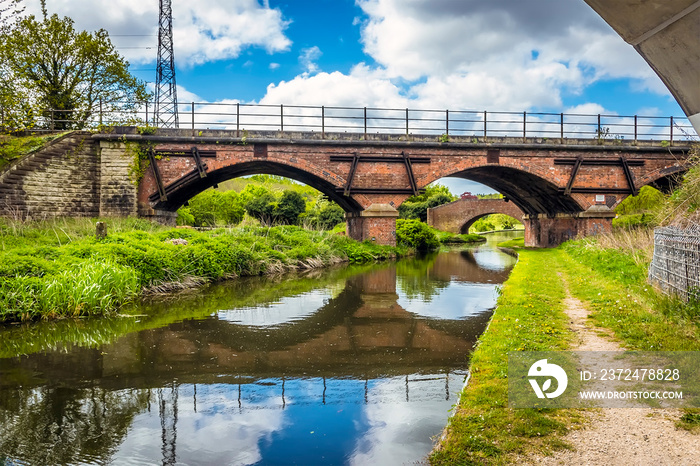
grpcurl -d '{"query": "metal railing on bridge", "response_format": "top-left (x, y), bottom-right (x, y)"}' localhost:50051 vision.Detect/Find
top-left (3, 101), bottom-right (697, 144)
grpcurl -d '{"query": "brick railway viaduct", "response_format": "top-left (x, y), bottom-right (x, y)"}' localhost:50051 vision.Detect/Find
top-left (0, 128), bottom-right (691, 247)
top-left (1, 0), bottom-right (699, 247)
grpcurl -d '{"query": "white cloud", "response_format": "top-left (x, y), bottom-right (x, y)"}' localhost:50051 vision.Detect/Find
top-left (23, 0), bottom-right (291, 65)
top-left (260, 64), bottom-right (406, 108)
top-left (299, 46), bottom-right (322, 74)
top-left (251, 0), bottom-right (669, 117)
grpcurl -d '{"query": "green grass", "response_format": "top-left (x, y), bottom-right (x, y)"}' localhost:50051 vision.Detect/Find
top-left (434, 229), bottom-right (486, 245)
top-left (0, 218), bottom-right (399, 322)
top-left (560, 238), bottom-right (700, 351)
top-left (430, 248), bottom-right (584, 465)
top-left (497, 237), bottom-right (525, 248)
top-left (432, 233), bottom-right (700, 464)
top-left (0, 133), bottom-right (65, 170)
top-left (677, 411), bottom-right (700, 433)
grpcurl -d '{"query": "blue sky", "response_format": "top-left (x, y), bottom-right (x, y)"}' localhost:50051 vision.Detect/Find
top-left (30, 0), bottom-right (688, 194)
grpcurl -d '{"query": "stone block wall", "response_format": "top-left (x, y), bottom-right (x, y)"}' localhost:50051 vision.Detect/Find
top-left (98, 141), bottom-right (138, 217)
top-left (0, 132), bottom-right (100, 219)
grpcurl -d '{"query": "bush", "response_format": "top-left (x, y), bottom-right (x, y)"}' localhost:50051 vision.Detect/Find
top-left (277, 190), bottom-right (306, 225)
top-left (245, 191), bottom-right (277, 226)
top-left (396, 219), bottom-right (439, 251)
top-left (471, 218), bottom-right (495, 232)
top-left (612, 213), bottom-right (657, 230)
top-left (615, 185), bottom-right (666, 215)
top-left (318, 203), bottom-right (345, 229)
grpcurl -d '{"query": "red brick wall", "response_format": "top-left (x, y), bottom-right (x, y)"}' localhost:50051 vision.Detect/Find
top-left (523, 215), bottom-right (613, 247)
top-left (122, 136), bottom-right (685, 246)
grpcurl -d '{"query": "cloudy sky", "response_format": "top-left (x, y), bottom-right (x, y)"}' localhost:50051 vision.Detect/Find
top-left (25, 0), bottom-right (687, 193)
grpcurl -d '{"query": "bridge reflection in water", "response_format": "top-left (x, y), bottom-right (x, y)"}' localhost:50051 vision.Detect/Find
top-left (0, 234), bottom-right (519, 465)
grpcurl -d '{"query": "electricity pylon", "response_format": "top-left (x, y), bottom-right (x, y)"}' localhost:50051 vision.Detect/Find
top-left (154, 0), bottom-right (179, 128)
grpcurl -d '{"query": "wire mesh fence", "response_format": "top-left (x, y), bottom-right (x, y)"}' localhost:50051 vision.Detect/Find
top-left (648, 224), bottom-right (700, 301)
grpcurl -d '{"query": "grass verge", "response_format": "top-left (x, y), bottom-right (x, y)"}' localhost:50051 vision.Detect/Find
top-left (432, 233), bottom-right (700, 464)
top-left (430, 247), bottom-right (585, 465)
top-left (0, 218), bottom-right (400, 322)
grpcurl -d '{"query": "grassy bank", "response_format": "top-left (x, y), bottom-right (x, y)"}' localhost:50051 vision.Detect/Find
top-left (0, 218), bottom-right (398, 322)
top-left (430, 247), bottom-right (583, 464)
top-left (431, 233), bottom-right (700, 464)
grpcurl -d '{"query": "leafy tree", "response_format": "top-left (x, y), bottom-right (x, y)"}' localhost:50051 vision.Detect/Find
top-left (317, 203), bottom-right (345, 229)
top-left (301, 197), bottom-right (345, 230)
top-left (176, 206), bottom-right (195, 226)
top-left (405, 183), bottom-right (455, 204)
top-left (218, 191), bottom-right (245, 225)
top-left (239, 184), bottom-right (274, 205)
top-left (0, 9), bottom-right (148, 129)
top-left (471, 218), bottom-right (495, 232)
top-left (399, 184), bottom-right (456, 222)
top-left (245, 191), bottom-right (277, 226)
top-left (178, 189), bottom-right (244, 227)
top-left (276, 190), bottom-right (306, 225)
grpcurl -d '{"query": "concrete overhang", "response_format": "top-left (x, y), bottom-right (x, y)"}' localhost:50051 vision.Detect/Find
top-left (584, 0), bottom-right (700, 133)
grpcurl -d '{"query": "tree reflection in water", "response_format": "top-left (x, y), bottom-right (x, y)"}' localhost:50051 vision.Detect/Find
top-left (0, 234), bottom-right (520, 465)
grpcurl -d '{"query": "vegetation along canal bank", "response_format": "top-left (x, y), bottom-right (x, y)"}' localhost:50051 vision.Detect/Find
top-left (431, 239), bottom-right (700, 464)
top-left (0, 233), bottom-right (515, 464)
top-left (0, 214), bottom-right (487, 322)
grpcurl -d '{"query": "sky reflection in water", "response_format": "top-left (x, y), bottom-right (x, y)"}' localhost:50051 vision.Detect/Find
top-left (0, 232), bottom-right (520, 465)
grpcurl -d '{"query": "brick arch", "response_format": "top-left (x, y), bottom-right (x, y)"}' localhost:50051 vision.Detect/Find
top-left (427, 198), bottom-right (525, 234)
top-left (420, 165), bottom-right (583, 216)
top-left (459, 212), bottom-right (524, 234)
top-left (638, 165), bottom-right (688, 195)
top-left (140, 157), bottom-right (364, 214)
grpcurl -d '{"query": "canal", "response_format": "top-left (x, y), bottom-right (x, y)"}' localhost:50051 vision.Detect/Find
top-left (0, 231), bottom-right (521, 465)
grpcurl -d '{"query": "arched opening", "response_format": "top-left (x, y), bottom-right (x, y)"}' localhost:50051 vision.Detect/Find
top-left (460, 213), bottom-right (523, 234)
top-left (150, 161), bottom-right (363, 214)
top-left (645, 167), bottom-right (688, 195)
top-left (443, 166), bottom-right (584, 216)
top-left (406, 175), bottom-right (530, 235)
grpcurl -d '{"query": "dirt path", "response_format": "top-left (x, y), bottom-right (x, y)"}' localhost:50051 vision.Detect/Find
top-left (524, 289), bottom-right (700, 465)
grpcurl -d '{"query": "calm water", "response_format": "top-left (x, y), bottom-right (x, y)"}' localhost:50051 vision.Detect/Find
top-left (0, 232), bottom-right (520, 465)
